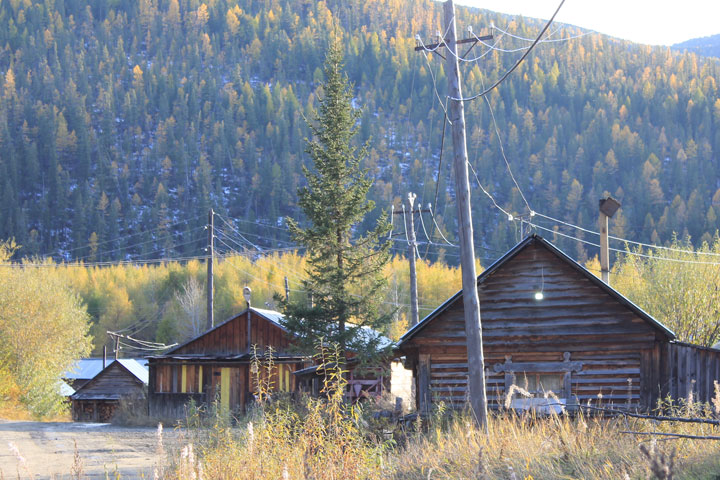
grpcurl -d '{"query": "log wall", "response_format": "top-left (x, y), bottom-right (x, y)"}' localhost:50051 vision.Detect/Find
top-left (402, 240), bottom-right (666, 411)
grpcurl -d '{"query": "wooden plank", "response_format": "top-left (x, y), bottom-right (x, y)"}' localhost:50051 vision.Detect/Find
top-left (418, 354), bottom-right (431, 414)
top-left (639, 349), bottom-right (650, 409)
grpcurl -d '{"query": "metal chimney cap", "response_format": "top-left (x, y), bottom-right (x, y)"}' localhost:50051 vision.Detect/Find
top-left (599, 197), bottom-right (621, 218)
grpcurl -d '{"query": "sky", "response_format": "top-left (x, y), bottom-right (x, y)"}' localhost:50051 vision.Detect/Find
top-left (456, 0), bottom-right (720, 46)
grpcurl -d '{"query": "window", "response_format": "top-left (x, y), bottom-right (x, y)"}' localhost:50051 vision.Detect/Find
top-left (516, 372), bottom-right (564, 396)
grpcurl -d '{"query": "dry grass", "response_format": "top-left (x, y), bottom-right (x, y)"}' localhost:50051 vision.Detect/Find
top-left (159, 365), bottom-right (720, 480)
top-left (159, 402), bottom-right (720, 480)
top-left (390, 407), bottom-right (720, 479)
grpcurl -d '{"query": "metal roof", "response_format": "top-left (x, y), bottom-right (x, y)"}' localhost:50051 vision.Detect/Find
top-left (251, 307), bottom-right (287, 329)
top-left (69, 359), bottom-right (148, 401)
top-left (115, 359), bottom-right (149, 384)
top-left (397, 234), bottom-right (676, 347)
top-left (64, 358), bottom-right (148, 380)
top-left (58, 380), bottom-right (75, 397)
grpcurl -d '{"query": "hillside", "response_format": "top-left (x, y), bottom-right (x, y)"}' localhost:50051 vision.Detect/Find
top-left (673, 34), bottom-right (720, 58)
top-left (1, 0), bottom-right (720, 265)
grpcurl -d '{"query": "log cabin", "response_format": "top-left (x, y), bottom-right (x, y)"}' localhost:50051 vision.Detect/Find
top-left (70, 359), bottom-right (148, 422)
top-left (396, 234), bottom-right (720, 413)
top-left (149, 306), bottom-right (402, 418)
top-left (148, 307), bottom-right (306, 419)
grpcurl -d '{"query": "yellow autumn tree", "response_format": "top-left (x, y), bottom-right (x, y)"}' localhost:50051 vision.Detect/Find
top-left (0, 241), bottom-right (92, 417)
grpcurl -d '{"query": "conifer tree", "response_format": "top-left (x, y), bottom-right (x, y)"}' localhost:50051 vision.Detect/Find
top-left (280, 42), bottom-right (391, 358)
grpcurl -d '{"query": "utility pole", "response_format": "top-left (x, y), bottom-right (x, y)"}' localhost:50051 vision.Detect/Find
top-left (598, 197), bottom-right (621, 285)
top-left (413, 0), bottom-right (492, 429)
top-left (206, 209), bottom-right (214, 330)
top-left (444, 0), bottom-right (488, 430)
top-left (392, 193), bottom-right (431, 327)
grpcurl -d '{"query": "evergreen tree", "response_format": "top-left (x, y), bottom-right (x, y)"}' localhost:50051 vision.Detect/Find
top-left (280, 43), bottom-right (391, 358)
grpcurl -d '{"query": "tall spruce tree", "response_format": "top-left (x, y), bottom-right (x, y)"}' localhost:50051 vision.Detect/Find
top-left (280, 43), bottom-right (391, 358)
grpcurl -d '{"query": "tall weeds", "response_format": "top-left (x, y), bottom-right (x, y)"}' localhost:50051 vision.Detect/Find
top-left (163, 358), bottom-right (720, 480)
top-left (168, 342), bottom-right (386, 480)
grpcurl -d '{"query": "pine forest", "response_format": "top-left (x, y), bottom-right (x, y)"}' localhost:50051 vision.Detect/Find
top-left (3, 0), bottom-right (720, 354)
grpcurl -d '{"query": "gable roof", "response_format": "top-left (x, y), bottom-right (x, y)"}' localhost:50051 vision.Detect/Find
top-left (70, 359), bottom-right (148, 400)
top-left (64, 358), bottom-right (149, 381)
top-left (115, 359), bottom-right (149, 384)
top-left (157, 307), bottom-right (393, 358)
top-left (161, 307), bottom-right (288, 356)
top-left (398, 234), bottom-right (675, 347)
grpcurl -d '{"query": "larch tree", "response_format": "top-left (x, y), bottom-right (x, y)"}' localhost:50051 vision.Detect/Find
top-left (0, 241), bottom-right (92, 417)
top-left (279, 42), bottom-right (391, 359)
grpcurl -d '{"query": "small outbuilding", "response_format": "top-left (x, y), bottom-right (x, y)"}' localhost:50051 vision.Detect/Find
top-left (148, 307), bottom-right (307, 419)
top-left (397, 234), bottom-right (720, 413)
top-left (64, 357), bottom-right (148, 390)
top-left (70, 359), bottom-right (148, 422)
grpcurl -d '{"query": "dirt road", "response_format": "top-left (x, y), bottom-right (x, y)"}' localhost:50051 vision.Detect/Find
top-left (0, 420), bottom-right (183, 479)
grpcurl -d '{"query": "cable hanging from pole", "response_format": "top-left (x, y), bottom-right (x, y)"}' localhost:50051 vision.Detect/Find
top-left (448, 0), bottom-right (567, 102)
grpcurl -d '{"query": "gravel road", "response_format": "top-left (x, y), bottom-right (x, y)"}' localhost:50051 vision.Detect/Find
top-left (0, 420), bottom-right (183, 479)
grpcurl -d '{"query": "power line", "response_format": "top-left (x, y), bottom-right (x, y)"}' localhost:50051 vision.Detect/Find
top-left (467, 161), bottom-right (513, 219)
top-left (420, 49), bottom-right (453, 123)
top-left (73, 226), bottom-right (205, 262)
top-left (0, 254), bottom-right (211, 269)
top-left (535, 212), bottom-right (720, 258)
top-left (449, 0), bottom-right (566, 102)
top-left (46, 214), bottom-right (205, 259)
top-left (490, 23), bottom-right (592, 44)
top-left (528, 220), bottom-right (720, 266)
top-left (477, 71), bottom-right (532, 215)
top-left (216, 214), bottom-right (263, 251)
top-left (428, 204), bottom-right (456, 246)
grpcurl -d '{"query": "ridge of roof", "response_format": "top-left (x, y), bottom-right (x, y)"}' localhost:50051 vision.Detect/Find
top-left (70, 359), bottom-right (147, 399)
top-left (161, 307), bottom-right (286, 356)
top-left (397, 234), bottom-right (675, 347)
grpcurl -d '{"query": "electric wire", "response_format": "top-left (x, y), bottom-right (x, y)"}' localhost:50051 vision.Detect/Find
top-left (478, 70), bottom-right (532, 215)
top-left (73, 225), bottom-right (205, 262)
top-left (529, 220), bottom-right (720, 266)
top-left (490, 23), bottom-right (592, 44)
top-left (467, 161), bottom-right (513, 219)
top-left (535, 212), bottom-right (720, 258)
top-left (216, 214), bottom-right (263, 251)
top-left (0, 254), bottom-right (211, 269)
top-left (449, 0), bottom-right (566, 102)
top-left (427, 204), bottom-right (457, 246)
top-left (45, 213), bottom-right (205, 258)
top-left (420, 49), bottom-right (452, 123)
top-left (418, 207), bottom-right (432, 246)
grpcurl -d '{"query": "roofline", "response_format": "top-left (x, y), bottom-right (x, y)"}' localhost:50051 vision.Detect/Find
top-left (397, 234), bottom-right (675, 347)
top-left (162, 307), bottom-right (289, 355)
top-left (70, 359), bottom-right (146, 398)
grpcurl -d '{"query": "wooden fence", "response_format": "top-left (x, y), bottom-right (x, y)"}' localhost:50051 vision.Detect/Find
top-left (660, 342), bottom-right (720, 405)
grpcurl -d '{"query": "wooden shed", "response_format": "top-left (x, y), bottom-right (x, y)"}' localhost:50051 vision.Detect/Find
top-left (397, 234), bottom-right (720, 413)
top-left (70, 359), bottom-right (148, 422)
top-left (148, 307), bottom-right (307, 419)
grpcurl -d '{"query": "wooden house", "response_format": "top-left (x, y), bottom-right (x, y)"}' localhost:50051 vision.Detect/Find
top-left (70, 359), bottom-right (148, 422)
top-left (148, 307), bottom-right (307, 419)
top-left (64, 357), bottom-right (148, 390)
top-left (396, 234), bottom-right (720, 413)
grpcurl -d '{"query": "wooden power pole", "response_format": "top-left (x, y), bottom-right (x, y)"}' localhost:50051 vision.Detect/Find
top-left (406, 193), bottom-right (419, 327)
top-left (392, 193), bottom-right (430, 327)
top-left (207, 208), bottom-right (214, 330)
top-left (442, 0), bottom-right (489, 429)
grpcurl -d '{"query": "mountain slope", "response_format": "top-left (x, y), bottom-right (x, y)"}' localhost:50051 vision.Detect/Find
top-left (673, 34), bottom-right (720, 58)
top-left (1, 0), bottom-right (720, 265)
